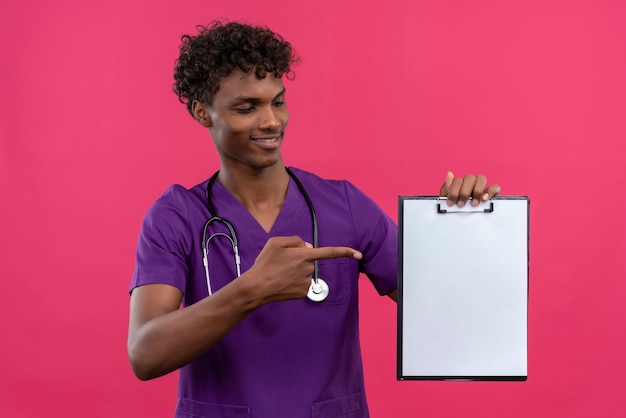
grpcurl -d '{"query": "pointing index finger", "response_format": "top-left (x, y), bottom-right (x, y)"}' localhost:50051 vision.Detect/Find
top-left (306, 246), bottom-right (363, 261)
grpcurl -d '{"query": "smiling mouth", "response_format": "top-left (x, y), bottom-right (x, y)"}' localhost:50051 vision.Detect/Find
top-left (250, 135), bottom-right (282, 150)
top-left (252, 137), bottom-right (278, 143)
top-left (251, 133), bottom-right (282, 143)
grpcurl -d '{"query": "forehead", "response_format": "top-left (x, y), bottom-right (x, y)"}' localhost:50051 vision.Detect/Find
top-left (213, 69), bottom-right (285, 103)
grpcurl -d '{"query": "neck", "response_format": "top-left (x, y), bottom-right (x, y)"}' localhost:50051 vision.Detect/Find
top-left (217, 163), bottom-right (290, 211)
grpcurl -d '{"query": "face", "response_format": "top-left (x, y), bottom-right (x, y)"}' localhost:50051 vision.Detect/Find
top-left (194, 69), bottom-right (289, 173)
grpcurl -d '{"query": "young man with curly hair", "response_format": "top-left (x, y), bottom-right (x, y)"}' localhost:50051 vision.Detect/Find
top-left (127, 21), bottom-right (500, 418)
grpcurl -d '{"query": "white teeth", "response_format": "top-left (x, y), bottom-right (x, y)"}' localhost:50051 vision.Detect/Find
top-left (255, 138), bottom-right (277, 142)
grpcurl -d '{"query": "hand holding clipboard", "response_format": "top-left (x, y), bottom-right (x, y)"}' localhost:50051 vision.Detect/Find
top-left (439, 171), bottom-right (501, 208)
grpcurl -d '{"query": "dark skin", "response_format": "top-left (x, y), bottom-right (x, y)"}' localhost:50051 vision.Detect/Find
top-left (441, 171), bottom-right (501, 208)
top-left (127, 69), bottom-right (499, 380)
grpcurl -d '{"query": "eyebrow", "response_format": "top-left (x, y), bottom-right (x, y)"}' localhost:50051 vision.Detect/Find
top-left (234, 88), bottom-right (286, 103)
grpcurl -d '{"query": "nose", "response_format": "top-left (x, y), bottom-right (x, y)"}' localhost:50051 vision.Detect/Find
top-left (259, 106), bottom-right (281, 130)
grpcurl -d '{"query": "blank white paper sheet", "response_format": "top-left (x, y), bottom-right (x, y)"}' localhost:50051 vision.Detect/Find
top-left (398, 196), bottom-right (529, 381)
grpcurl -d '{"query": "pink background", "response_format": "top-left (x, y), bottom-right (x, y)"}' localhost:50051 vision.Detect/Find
top-left (1, 1), bottom-right (625, 417)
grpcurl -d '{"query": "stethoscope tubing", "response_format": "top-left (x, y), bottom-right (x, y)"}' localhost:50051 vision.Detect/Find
top-left (202, 168), bottom-right (322, 298)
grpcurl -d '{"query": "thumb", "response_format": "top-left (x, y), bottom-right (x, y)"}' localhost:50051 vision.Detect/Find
top-left (440, 171), bottom-right (454, 196)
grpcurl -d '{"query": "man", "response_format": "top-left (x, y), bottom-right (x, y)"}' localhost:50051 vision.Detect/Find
top-left (128, 21), bottom-right (500, 417)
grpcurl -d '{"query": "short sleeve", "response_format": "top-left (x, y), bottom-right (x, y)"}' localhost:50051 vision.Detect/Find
top-left (130, 185), bottom-right (194, 294)
top-left (343, 182), bottom-right (398, 296)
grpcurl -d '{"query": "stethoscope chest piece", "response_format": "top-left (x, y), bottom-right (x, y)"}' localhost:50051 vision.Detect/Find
top-left (307, 278), bottom-right (329, 302)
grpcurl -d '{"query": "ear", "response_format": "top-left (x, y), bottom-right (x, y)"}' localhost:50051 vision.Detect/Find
top-left (192, 100), bottom-right (212, 127)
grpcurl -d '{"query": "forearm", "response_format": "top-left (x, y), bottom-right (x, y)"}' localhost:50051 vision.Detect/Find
top-left (128, 276), bottom-right (261, 380)
top-left (128, 236), bottom-right (362, 380)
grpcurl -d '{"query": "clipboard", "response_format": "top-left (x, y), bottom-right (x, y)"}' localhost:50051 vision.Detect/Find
top-left (397, 196), bottom-right (529, 381)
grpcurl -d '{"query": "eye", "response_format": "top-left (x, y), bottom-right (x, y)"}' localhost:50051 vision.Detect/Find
top-left (272, 100), bottom-right (285, 108)
top-left (234, 106), bottom-right (254, 114)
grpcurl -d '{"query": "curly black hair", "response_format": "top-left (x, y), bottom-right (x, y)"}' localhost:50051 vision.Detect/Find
top-left (173, 21), bottom-right (298, 116)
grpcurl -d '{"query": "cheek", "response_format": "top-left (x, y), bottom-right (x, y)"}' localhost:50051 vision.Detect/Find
top-left (212, 119), bottom-right (250, 138)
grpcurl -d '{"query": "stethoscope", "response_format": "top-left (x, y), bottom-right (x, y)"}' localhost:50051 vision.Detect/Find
top-left (201, 168), bottom-right (329, 302)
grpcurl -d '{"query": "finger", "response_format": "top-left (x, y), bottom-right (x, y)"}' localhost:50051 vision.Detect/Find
top-left (471, 175), bottom-right (488, 206)
top-left (457, 174), bottom-right (477, 208)
top-left (306, 246), bottom-right (363, 261)
top-left (484, 183), bottom-right (501, 200)
top-left (439, 171), bottom-right (454, 196)
top-left (446, 177), bottom-right (464, 207)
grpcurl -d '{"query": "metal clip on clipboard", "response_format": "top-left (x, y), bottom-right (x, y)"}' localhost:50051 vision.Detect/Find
top-left (437, 197), bottom-right (494, 214)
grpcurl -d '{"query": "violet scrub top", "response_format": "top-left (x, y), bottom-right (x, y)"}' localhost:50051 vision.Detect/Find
top-left (131, 168), bottom-right (398, 418)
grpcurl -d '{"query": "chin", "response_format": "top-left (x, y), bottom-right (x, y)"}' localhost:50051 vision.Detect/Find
top-left (241, 159), bottom-right (280, 173)
top-left (255, 154), bottom-right (283, 169)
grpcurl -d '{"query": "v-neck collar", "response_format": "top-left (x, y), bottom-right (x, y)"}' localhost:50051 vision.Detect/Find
top-left (209, 176), bottom-right (303, 249)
